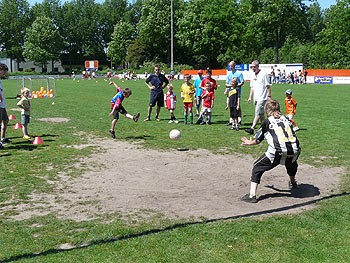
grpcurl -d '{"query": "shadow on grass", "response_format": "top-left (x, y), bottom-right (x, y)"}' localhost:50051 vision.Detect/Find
top-left (0, 152), bottom-right (12, 157)
top-left (5, 143), bottom-right (48, 151)
top-left (2, 191), bottom-right (349, 263)
top-left (2, 134), bottom-right (58, 150)
top-left (124, 135), bottom-right (152, 140)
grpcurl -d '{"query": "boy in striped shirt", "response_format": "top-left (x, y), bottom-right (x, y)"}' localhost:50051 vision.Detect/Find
top-left (240, 99), bottom-right (301, 203)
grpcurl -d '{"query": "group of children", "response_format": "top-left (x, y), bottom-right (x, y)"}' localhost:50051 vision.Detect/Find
top-left (163, 73), bottom-right (216, 126)
top-left (159, 75), bottom-right (298, 132)
top-left (107, 71), bottom-right (299, 140)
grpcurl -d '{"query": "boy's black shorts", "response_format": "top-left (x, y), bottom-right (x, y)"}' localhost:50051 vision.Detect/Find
top-left (0, 108), bottom-right (8, 122)
top-left (112, 106), bottom-right (127, 120)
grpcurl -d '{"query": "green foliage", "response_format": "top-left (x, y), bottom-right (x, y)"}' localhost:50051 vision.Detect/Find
top-left (136, 0), bottom-right (173, 62)
top-left (0, 0), bottom-right (31, 62)
top-left (60, 0), bottom-right (103, 58)
top-left (1, 0), bottom-right (350, 70)
top-left (177, 0), bottom-right (241, 67)
top-left (23, 16), bottom-right (64, 70)
top-left (108, 21), bottom-right (134, 65)
top-left (317, 0), bottom-right (350, 68)
top-left (306, 2), bottom-right (324, 42)
top-left (99, 0), bottom-right (128, 47)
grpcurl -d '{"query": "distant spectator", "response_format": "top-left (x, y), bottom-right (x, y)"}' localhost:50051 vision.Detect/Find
top-left (303, 69), bottom-right (308, 84)
top-left (245, 60), bottom-right (271, 135)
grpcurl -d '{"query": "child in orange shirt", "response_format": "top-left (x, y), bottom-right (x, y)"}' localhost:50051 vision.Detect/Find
top-left (284, 89), bottom-right (299, 131)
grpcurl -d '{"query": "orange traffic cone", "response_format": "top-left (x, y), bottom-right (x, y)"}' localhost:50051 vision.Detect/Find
top-left (32, 136), bottom-right (43, 145)
top-left (9, 114), bottom-right (16, 120)
top-left (13, 122), bottom-right (23, 129)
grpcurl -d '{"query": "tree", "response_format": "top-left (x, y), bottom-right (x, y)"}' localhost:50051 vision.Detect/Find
top-left (126, 38), bottom-right (146, 68)
top-left (30, 0), bottom-right (62, 25)
top-left (0, 0), bottom-right (31, 71)
top-left (136, 0), bottom-right (172, 63)
top-left (177, 0), bottom-right (240, 68)
top-left (59, 0), bottom-right (104, 71)
top-left (317, 0), bottom-right (350, 68)
top-left (306, 2), bottom-right (324, 43)
top-left (241, 0), bottom-right (309, 64)
top-left (23, 16), bottom-right (64, 72)
top-left (99, 0), bottom-right (128, 48)
top-left (108, 21), bottom-right (134, 67)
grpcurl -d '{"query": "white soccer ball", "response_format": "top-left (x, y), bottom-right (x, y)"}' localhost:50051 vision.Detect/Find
top-left (169, 129), bottom-right (181, 140)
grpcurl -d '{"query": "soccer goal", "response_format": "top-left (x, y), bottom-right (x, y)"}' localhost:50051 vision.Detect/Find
top-left (18, 77), bottom-right (57, 98)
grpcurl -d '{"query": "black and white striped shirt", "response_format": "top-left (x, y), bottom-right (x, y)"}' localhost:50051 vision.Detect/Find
top-left (255, 115), bottom-right (301, 163)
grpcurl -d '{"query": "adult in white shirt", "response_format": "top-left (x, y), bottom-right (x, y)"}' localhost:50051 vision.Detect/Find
top-left (245, 60), bottom-right (271, 135)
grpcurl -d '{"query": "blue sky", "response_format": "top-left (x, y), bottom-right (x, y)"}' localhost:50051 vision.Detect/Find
top-left (305, 0), bottom-right (337, 9)
top-left (27, 0), bottom-right (337, 10)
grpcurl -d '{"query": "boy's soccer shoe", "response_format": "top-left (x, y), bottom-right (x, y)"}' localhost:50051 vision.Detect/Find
top-left (109, 130), bottom-right (116, 139)
top-left (133, 113), bottom-right (140, 122)
top-left (289, 181), bottom-right (298, 190)
top-left (241, 194), bottom-right (258, 203)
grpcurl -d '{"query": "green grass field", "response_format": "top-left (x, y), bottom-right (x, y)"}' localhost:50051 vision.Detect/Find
top-left (0, 77), bottom-right (349, 262)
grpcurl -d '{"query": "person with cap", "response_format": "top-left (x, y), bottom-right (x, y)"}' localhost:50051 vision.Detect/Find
top-left (285, 89), bottom-right (299, 131)
top-left (245, 60), bottom-right (271, 135)
top-left (225, 60), bottom-right (245, 126)
top-left (193, 69), bottom-right (204, 116)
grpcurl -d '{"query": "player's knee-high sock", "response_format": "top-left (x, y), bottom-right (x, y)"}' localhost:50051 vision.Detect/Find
top-left (208, 112), bottom-right (212, 123)
top-left (184, 114), bottom-right (187, 124)
top-left (190, 113), bottom-right (193, 124)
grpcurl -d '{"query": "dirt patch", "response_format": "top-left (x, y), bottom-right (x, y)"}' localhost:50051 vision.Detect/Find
top-left (3, 138), bottom-right (344, 222)
top-left (37, 117), bottom-right (70, 123)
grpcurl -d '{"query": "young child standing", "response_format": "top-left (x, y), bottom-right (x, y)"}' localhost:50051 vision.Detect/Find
top-left (226, 78), bottom-right (241, 131)
top-left (193, 69), bottom-right (204, 117)
top-left (17, 87), bottom-right (31, 140)
top-left (284, 89), bottom-right (299, 131)
top-left (164, 84), bottom-right (178, 123)
top-left (109, 81), bottom-right (140, 139)
top-left (199, 82), bottom-right (215, 125)
top-left (180, 74), bottom-right (195, 124)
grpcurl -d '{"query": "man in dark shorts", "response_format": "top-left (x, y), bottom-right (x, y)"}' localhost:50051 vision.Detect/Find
top-left (144, 65), bottom-right (169, 121)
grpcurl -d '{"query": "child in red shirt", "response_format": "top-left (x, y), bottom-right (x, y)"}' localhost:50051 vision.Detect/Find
top-left (199, 82), bottom-right (215, 125)
top-left (164, 84), bottom-right (178, 123)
